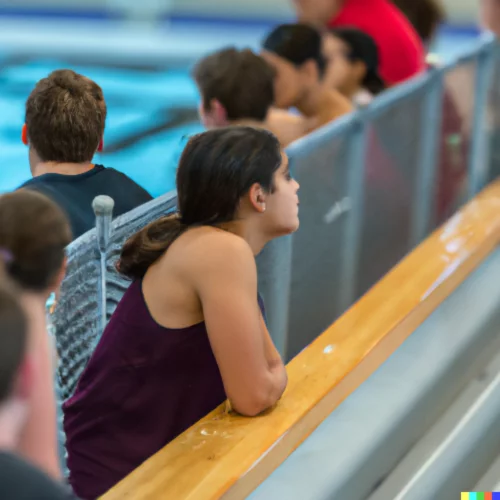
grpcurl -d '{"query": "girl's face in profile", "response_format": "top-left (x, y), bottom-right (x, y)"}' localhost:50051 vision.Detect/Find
top-left (323, 33), bottom-right (364, 96)
top-left (262, 152), bottom-right (300, 236)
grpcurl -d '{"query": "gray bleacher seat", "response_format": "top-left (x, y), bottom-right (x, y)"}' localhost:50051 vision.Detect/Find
top-left (52, 191), bottom-right (178, 402)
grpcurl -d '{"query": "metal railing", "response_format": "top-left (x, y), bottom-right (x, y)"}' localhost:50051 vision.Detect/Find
top-left (266, 34), bottom-right (500, 359)
top-left (55, 36), bottom-right (500, 395)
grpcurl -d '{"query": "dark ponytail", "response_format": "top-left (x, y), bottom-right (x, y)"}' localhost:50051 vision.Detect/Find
top-left (117, 126), bottom-right (282, 281)
top-left (363, 72), bottom-right (386, 96)
top-left (117, 214), bottom-right (187, 280)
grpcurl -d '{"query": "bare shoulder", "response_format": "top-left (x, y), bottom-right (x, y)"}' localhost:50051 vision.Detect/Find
top-left (181, 227), bottom-right (256, 273)
top-left (267, 108), bottom-right (307, 146)
top-left (267, 108), bottom-right (304, 126)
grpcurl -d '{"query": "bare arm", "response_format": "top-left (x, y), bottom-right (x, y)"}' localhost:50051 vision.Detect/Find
top-left (193, 234), bottom-right (287, 417)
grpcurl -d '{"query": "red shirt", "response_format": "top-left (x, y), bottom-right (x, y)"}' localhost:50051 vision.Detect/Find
top-left (328, 0), bottom-right (426, 85)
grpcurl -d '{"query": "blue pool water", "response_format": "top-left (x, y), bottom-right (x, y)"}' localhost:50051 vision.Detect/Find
top-left (0, 23), bottom-right (479, 198)
top-left (0, 57), bottom-right (203, 197)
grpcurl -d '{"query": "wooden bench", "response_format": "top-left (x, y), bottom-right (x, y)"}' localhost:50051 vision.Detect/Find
top-left (101, 180), bottom-right (500, 500)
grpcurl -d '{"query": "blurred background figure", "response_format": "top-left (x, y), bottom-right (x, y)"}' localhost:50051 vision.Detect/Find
top-left (0, 277), bottom-right (69, 499)
top-left (262, 23), bottom-right (352, 131)
top-left (193, 47), bottom-right (306, 146)
top-left (0, 190), bottom-right (72, 480)
top-left (323, 28), bottom-right (386, 106)
top-left (292, 0), bottom-right (425, 84)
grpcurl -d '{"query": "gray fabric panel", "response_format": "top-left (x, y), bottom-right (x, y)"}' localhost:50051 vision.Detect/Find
top-left (53, 191), bottom-right (178, 401)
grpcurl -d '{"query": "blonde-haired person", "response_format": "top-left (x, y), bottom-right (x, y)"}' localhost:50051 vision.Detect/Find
top-left (0, 190), bottom-right (72, 479)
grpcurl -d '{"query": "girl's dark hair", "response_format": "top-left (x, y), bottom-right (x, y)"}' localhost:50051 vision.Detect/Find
top-left (330, 28), bottom-right (386, 95)
top-left (0, 190), bottom-right (72, 292)
top-left (263, 24), bottom-right (327, 77)
top-left (118, 127), bottom-right (282, 280)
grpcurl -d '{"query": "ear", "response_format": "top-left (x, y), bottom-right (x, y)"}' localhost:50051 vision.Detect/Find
top-left (97, 138), bottom-right (104, 153)
top-left (248, 183), bottom-right (268, 214)
top-left (353, 61), bottom-right (367, 83)
top-left (212, 99), bottom-right (229, 125)
top-left (21, 124), bottom-right (29, 146)
top-left (51, 256), bottom-right (67, 299)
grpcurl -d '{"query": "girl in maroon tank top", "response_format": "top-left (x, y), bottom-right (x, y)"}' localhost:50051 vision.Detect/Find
top-left (63, 127), bottom-right (300, 499)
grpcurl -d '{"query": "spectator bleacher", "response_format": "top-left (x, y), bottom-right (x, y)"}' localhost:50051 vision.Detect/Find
top-left (45, 31), bottom-right (500, 499)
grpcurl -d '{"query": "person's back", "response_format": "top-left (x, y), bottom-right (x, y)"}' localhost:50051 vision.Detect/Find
top-left (64, 275), bottom-right (227, 498)
top-left (0, 452), bottom-right (71, 500)
top-left (19, 69), bottom-right (152, 240)
top-left (21, 165), bottom-right (152, 239)
top-left (64, 127), bottom-right (299, 498)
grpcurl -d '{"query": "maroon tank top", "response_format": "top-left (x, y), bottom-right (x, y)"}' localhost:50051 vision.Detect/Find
top-left (63, 280), bottom-right (227, 499)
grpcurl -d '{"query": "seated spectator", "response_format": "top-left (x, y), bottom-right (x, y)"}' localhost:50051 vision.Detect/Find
top-left (193, 47), bottom-right (306, 146)
top-left (262, 24), bottom-right (352, 131)
top-left (63, 127), bottom-right (298, 499)
top-left (19, 69), bottom-right (152, 240)
top-left (323, 28), bottom-right (386, 106)
top-left (292, 0), bottom-right (425, 84)
top-left (0, 277), bottom-right (70, 499)
top-left (0, 190), bottom-right (72, 479)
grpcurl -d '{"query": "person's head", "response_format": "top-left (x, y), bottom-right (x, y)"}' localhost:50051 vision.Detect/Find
top-left (391, 0), bottom-right (445, 47)
top-left (0, 190), bottom-right (72, 296)
top-left (292, 0), bottom-right (343, 28)
top-left (262, 24), bottom-right (327, 109)
top-left (193, 48), bottom-right (275, 128)
top-left (118, 127), bottom-right (300, 279)
top-left (0, 278), bottom-right (32, 445)
top-left (23, 69), bottom-right (107, 170)
top-left (324, 28), bottom-right (386, 97)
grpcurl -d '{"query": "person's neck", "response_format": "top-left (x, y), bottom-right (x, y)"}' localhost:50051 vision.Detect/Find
top-left (341, 84), bottom-right (362, 101)
top-left (296, 84), bottom-right (333, 118)
top-left (218, 219), bottom-right (269, 256)
top-left (20, 292), bottom-right (50, 342)
top-left (228, 118), bottom-right (266, 130)
top-left (31, 161), bottom-right (95, 178)
top-left (0, 400), bottom-right (27, 451)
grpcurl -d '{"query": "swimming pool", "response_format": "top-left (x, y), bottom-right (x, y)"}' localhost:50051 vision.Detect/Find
top-left (0, 20), bottom-right (479, 198)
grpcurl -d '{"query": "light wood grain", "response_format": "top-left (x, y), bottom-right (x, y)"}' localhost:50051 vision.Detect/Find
top-left (101, 180), bottom-right (500, 500)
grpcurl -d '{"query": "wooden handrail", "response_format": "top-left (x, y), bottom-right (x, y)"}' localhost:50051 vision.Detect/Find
top-left (102, 180), bottom-right (500, 500)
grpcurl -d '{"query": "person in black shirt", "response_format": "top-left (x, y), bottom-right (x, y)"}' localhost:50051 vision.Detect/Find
top-left (18, 69), bottom-right (152, 240)
top-left (0, 276), bottom-right (71, 499)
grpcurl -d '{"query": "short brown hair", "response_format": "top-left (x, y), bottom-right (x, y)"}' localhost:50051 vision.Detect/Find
top-left (392, 0), bottom-right (445, 43)
top-left (0, 190), bottom-right (72, 292)
top-left (193, 48), bottom-right (275, 122)
top-left (25, 69), bottom-right (107, 163)
top-left (0, 278), bottom-right (28, 404)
